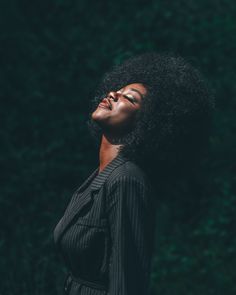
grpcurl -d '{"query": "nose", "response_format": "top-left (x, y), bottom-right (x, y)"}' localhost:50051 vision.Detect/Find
top-left (107, 91), bottom-right (118, 102)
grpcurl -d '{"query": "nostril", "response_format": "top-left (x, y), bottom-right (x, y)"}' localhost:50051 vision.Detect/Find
top-left (109, 94), bottom-right (115, 100)
top-left (107, 91), bottom-right (118, 101)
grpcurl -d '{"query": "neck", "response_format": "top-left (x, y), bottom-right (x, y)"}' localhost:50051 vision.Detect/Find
top-left (98, 134), bottom-right (123, 173)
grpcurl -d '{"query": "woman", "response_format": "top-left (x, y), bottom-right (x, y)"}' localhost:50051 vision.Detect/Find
top-left (54, 52), bottom-right (215, 295)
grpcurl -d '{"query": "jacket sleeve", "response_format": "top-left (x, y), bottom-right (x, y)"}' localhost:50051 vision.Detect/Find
top-left (106, 175), bottom-right (155, 295)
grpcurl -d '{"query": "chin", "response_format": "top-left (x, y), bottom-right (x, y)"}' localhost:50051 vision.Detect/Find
top-left (91, 110), bottom-right (100, 121)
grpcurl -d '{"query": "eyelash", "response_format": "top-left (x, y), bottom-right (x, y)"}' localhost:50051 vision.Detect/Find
top-left (123, 95), bottom-right (135, 103)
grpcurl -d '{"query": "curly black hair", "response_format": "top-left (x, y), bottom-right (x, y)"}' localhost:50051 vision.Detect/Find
top-left (87, 52), bottom-right (215, 184)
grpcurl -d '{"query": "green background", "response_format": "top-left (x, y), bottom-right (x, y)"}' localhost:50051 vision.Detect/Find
top-left (1, 0), bottom-right (235, 294)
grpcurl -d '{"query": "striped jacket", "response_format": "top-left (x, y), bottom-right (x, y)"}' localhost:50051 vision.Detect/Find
top-left (53, 152), bottom-right (156, 295)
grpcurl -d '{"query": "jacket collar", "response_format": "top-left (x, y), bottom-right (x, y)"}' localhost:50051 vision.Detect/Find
top-left (90, 152), bottom-right (129, 192)
top-left (54, 153), bottom-right (129, 245)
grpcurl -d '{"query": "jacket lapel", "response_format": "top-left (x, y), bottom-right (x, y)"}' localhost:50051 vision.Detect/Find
top-left (54, 153), bottom-right (129, 244)
top-left (54, 167), bottom-right (99, 244)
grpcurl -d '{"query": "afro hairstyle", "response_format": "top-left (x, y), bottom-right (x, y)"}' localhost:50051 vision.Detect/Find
top-left (87, 52), bottom-right (215, 181)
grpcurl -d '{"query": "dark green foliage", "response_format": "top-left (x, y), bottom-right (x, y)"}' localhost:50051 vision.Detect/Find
top-left (0, 0), bottom-right (235, 294)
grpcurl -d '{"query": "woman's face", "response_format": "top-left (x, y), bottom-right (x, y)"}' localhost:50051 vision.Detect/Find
top-left (91, 83), bottom-right (147, 135)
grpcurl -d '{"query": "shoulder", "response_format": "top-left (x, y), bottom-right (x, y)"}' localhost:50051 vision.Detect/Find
top-left (104, 160), bottom-right (155, 213)
top-left (105, 160), bottom-right (150, 190)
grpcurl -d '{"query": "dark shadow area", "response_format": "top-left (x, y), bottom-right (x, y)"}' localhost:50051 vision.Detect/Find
top-left (0, 0), bottom-right (235, 294)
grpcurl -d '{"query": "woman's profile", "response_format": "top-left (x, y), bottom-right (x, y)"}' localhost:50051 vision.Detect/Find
top-left (53, 52), bottom-right (215, 295)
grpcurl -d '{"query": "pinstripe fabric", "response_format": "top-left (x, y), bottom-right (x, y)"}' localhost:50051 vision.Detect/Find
top-left (53, 153), bottom-right (156, 295)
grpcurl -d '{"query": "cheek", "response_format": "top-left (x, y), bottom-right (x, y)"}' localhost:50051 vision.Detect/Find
top-left (111, 106), bottom-right (139, 126)
top-left (116, 102), bottom-right (135, 115)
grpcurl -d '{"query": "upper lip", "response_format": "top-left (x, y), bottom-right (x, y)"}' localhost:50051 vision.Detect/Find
top-left (100, 98), bottom-right (112, 109)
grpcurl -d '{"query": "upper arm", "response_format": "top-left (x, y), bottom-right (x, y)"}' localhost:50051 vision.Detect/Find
top-left (105, 175), bottom-right (155, 295)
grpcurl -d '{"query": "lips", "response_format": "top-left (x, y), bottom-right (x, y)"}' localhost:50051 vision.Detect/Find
top-left (99, 98), bottom-right (112, 110)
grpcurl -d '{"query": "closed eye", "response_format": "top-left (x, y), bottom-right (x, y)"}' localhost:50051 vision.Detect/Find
top-left (123, 95), bottom-right (135, 103)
